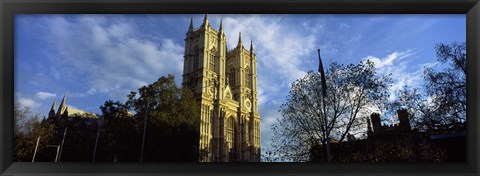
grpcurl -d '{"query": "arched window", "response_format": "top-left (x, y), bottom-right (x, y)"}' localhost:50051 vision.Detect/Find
top-left (245, 66), bottom-right (250, 87)
top-left (229, 67), bottom-right (235, 87)
top-left (193, 48), bottom-right (199, 70)
top-left (209, 49), bottom-right (216, 71)
top-left (226, 117), bottom-right (235, 150)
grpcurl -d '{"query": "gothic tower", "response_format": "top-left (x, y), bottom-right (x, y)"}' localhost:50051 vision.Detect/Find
top-left (182, 15), bottom-right (261, 162)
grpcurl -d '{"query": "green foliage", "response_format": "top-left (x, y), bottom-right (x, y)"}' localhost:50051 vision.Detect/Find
top-left (57, 114), bottom-right (99, 162)
top-left (15, 75), bottom-right (200, 162)
top-left (126, 74), bottom-right (200, 162)
top-left (14, 104), bottom-right (56, 162)
top-left (52, 75), bottom-right (200, 162)
top-left (93, 75), bottom-right (199, 162)
top-left (96, 100), bottom-right (138, 162)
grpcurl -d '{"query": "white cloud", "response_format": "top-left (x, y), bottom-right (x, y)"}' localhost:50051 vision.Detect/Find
top-left (219, 15), bottom-right (323, 108)
top-left (365, 50), bottom-right (414, 69)
top-left (35, 91), bottom-right (56, 100)
top-left (17, 98), bottom-right (40, 108)
top-left (259, 103), bottom-right (283, 152)
top-left (86, 88), bottom-right (97, 95)
top-left (41, 15), bottom-right (184, 101)
top-left (211, 15), bottom-right (327, 154)
top-left (339, 23), bottom-right (350, 29)
top-left (363, 50), bottom-right (434, 101)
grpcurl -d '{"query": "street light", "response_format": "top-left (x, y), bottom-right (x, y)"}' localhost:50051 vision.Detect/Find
top-left (92, 118), bottom-right (102, 162)
top-left (32, 136), bottom-right (40, 162)
top-left (58, 127), bottom-right (68, 162)
top-left (140, 98), bottom-right (150, 162)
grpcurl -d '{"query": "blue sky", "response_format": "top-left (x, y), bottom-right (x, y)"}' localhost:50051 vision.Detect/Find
top-left (14, 14), bottom-right (465, 155)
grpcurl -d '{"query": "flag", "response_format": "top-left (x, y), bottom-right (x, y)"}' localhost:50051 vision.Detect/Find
top-left (317, 49), bottom-right (327, 98)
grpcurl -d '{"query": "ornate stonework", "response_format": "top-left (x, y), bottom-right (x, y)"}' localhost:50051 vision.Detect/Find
top-left (182, 15), bottom-right (261, 162)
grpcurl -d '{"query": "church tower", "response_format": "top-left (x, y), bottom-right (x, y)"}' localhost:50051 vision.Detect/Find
top-left (182, 15), bottom-right (261, 162)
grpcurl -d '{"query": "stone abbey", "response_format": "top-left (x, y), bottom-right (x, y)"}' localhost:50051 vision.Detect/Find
top-left (182, 15), bottom-right (261, 162)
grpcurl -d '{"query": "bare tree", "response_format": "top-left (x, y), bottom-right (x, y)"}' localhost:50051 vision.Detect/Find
top-left (269, 60), bottom-right (391, 162)
top-left (14, 104), bottom-right (56, 161)
top-left (423, 42), bottom-right (466, 125)
top-left (389, 87), bottom-right (438, 131)
top-left (390, 42), bottom-right (466, 131)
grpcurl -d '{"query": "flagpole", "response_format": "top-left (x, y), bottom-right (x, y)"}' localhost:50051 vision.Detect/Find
top-left (318, 48), bottom-right (331, 162)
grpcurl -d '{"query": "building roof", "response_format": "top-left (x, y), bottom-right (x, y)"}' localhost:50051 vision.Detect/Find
top-left (49, 95), bottom-right (98, 119)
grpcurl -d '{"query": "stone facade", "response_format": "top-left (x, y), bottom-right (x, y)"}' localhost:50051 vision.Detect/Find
top-left (182, 15), bottom-right (261, 162)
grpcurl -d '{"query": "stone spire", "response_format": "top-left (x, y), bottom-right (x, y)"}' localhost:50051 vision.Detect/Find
top-left (57, 94), bottom-right (67, 116)
top-left (188, 17), bottom-right (194, 32)
top-left (237, 32), bottom-right (242, 48)
top-left (50, 98), bottom-right (56, 112)
top-left (250, 40), bottom-right (254, 53)
top-left (219, 18), bottom-right (223, 31)
top-left (48, 98), bottom-right (56, 118)
top-left (202, 14), bottom-right (209, 27)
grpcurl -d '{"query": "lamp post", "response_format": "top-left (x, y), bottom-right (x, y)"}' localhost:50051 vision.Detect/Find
top-left (195, 80), bottom-right (219, 162)
top-left (140, 99), bottom-right (150, 162)
top-left (194, 80), bottom-right (220, 162)
top-left (211, 80), bottom-right (216, 162)
top-left (92, 118), bottom-right (101, 162)
top-left (32, 136), bottom-right (40, 162)
top-left (58, 127), bottom-right (67, 162)
top-left (210, 80), bottom-right (222, 162)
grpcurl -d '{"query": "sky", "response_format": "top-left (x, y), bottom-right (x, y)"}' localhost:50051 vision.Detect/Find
top-left (14, 14), bottom-right (466, 156)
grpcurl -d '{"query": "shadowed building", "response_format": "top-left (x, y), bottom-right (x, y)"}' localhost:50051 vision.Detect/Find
top-left (182, 15), bottom-right (261, 162)
top-left (48, 95), bottom-right (98, 120)
top-left (310, 109), bottom-right (466, 162)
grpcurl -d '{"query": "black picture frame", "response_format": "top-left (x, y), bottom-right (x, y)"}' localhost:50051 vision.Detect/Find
top-left (1, 0), bottom-right (479, 175)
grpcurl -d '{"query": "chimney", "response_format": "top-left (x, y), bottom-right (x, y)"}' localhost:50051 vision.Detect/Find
top-left (397, 109), bottom-right (411, 131)
top-left (370, 113), bottom-right (382, 133)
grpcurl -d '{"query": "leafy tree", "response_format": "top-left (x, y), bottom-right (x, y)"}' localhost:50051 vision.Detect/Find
top-left (423, 42), bottom-right (466, 125)
top-left (14, 104), bottom-right (56, 162)
top-left (96, 100), bottom-right (139, 162)
top-left (126, 74), bottom-right (200, 162)
top-left (56, 114), bottom-right (98, 162)
top-left (270, 60), bottom-right (391, 162)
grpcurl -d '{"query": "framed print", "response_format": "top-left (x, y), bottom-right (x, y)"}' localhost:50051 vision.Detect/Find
top-left (1, 0), bottom-right (479, 175)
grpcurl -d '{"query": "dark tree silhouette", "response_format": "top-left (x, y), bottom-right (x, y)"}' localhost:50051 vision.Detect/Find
top-left (391, 42), bottom-right (466, 131)
top-left (423, 42), bottom-right (466, 125)
top-left (14, 104), bottom-right (56, 162)
top-left (388, 87), bottom-right (437, 131)
top-left (267, 60), bottom-right (391, 162)
top-left (96, 100), bottom-right (139, 162)
top-left (126, 74), bottom-right (200, 162)
top-left (57, 114), bottom-right (98, 162)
